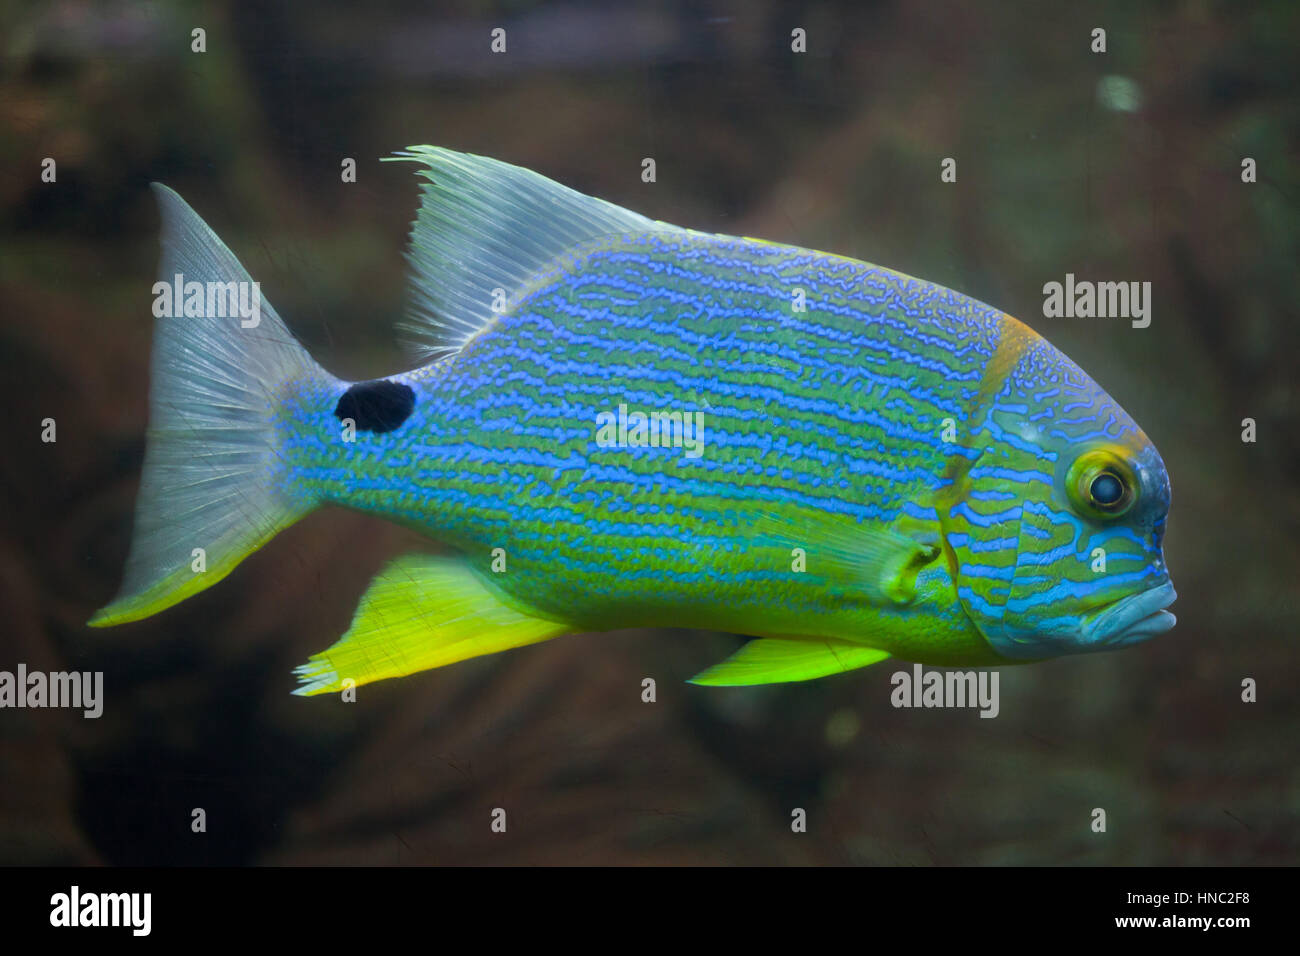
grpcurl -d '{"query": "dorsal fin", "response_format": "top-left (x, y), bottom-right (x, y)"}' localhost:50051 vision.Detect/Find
top-left (383, 146), bottom-right (681, 360)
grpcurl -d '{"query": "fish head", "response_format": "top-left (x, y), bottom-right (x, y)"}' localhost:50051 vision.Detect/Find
top-left (947, 331), bottom-right (1175, 660)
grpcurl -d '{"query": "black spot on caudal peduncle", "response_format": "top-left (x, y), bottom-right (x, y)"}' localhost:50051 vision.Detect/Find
top-left (334, 380), bottom-right (415, 434)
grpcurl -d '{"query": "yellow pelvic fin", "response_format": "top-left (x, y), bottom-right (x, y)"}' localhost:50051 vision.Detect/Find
top-left (293, 554), bottom-right (568, 696)
top-left (688, 638), bottom-right (892, 687)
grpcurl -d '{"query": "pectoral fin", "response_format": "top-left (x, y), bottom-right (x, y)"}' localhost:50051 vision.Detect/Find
top-left (688, 638), bottom-right (891, 687)
top-left (750, 509), bottom-right (942, 606)
top-left (293, 554), bottom-right (568, 696)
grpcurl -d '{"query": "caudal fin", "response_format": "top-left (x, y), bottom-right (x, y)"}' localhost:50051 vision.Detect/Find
top-left (90, 185), bottom-right (332, 627)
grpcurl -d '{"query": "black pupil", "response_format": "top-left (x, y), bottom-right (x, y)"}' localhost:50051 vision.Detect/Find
top-left (1090, 472), bottom-right (1124, 506)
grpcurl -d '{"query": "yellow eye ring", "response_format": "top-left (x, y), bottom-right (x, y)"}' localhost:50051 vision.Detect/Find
top-left (1066, 447), bottom-right (1138, 520)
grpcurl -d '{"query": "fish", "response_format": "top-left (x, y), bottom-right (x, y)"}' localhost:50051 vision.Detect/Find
top-left (89, 146), bottom-right (1176, 693)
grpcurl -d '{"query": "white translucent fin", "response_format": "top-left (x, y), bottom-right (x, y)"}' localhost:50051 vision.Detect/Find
top-left (89, 185), bottom-right (331, 626)
top-left (383, 145), bottom-right (682, 360)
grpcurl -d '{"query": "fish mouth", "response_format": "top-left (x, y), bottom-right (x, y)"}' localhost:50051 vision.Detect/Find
top-left (1083, 581), bottom-right (1178, 648)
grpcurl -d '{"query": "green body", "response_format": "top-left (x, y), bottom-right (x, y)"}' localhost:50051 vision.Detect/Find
top-left (91, 148), bottom-right (1176, 694)
top-left (277, 230), bottom-right (1011, 665)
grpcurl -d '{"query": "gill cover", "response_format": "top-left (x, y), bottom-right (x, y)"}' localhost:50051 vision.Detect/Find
top-left (946, 330), bottom-right (1175, 660)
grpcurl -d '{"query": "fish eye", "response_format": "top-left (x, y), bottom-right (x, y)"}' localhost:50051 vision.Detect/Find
top-left (1089, 472), bottom-right (1124, 506)
top-left (1066, 447), bottom-right (1137, 520)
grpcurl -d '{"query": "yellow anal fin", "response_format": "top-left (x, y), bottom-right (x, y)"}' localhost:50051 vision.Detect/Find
top-left (293, 554), bottom-right (567, 696)
top-left (688, 638), bottom-right (891, 687)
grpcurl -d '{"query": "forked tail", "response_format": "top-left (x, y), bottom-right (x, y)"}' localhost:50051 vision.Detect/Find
top-left (90, 185), bottom-right (333, 626)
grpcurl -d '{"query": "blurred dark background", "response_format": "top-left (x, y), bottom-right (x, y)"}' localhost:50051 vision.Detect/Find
top-left (1, 0), bottom-right (1297, 865)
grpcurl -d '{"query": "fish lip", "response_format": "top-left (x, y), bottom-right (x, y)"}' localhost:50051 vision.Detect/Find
top-left (1084, 581), bottom-right (1178, 647)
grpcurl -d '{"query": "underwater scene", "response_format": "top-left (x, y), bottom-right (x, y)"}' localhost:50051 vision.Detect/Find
top-left (0, 0), bottom-right (1296, 896)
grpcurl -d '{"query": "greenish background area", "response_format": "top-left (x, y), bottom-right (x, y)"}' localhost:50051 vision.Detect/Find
top-left (0, 0), bottom-right (1296, 865)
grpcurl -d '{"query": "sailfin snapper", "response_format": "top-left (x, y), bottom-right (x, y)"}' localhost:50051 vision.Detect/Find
top-left (91, 147), bottom-right (1177, 694)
